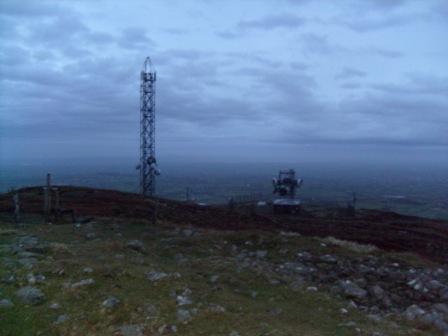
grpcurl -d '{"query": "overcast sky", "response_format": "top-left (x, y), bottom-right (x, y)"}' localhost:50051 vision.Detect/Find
top-left (1, 0), bottom-right (447, 165)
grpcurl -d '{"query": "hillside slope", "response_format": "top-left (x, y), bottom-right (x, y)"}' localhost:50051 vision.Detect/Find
top-left (1, 186), bottom-right (447, 264)
top-left (1, 186), bottom-right (448, 335)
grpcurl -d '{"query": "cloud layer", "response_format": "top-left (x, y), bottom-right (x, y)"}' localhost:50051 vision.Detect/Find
top-left (0, 0), bottom-right (447, 163)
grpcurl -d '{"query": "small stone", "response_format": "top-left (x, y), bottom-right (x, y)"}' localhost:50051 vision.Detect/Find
top-left (176, 289), bottom-right (192, 306)
top-left (0, 299), bottom-right (14, 308)
top-left (368, 314), bottom-right (382, 323)
top-left (433, 303), bottom-right (448, 314)
top-left (49, 302), bottom-right (61, 309)
top-left (27, 273), bottom-right (36, 284)
top-left (120, 324), bottom-right (144, 336)
top-left (208, 303), bottom-right (226, 313)
top-left (16, 286), bottom-right (45, 305)
top-left (251, 291), bottom-right (258, 299)
top-left (143, 303), bottom-right (158, 317)
top-left (209, 275), bottom-right (219, 283)
top-left (297, 251), bottom-right (313, 261)
top-left (177, 308), bottom-right (191, 322)
top-left (369, 285), bottom-right (385, 300)
top-left (404, 304), bottom-right (426, 321)
top-left (102, 296), bottom-right (120, 309)
top-left (71, 278), bottom-right (95, 288)
top-left (49, 242), bottom-right (71, 254)
top-left (307, 286), bottom-right (318, 292)
top-left (340, 308), bottom-right (348, 314)
top-left (147, 271), bottom-right (168, 282)
top-left (268, 307), bottom-right (282, 316)
top-left (1, 273), bottom-right (16, 284)
top-left (256, 250), bottom-right (268, 258)
top-left (85, 232), bottom-right (97, 240)
top-left (126, 240), bottom-right (145, 252)
top-left (54, 314), bottom-right (69, 324)
top-left (433, 319), bottom-right (448, 335)
top-left (18, 258), bottom-right (37, 269)
top-left (83, 267), bottom-right (94, 273)
top-left (319, 254), bottom-right (338, 264)
top-left (182, 229), bottom-right (194, 237)
top-left (176, 295), bottom-right (192, 306)
top-left (289, 277), bottom-right (305, 291)
top-left (339, 280), bottom-right (367, 299)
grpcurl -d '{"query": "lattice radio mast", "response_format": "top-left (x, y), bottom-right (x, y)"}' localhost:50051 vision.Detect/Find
top-left (138, 57), bottom-right (159, 197)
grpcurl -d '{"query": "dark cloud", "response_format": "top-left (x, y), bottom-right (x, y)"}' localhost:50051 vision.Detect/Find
top-left (237, 14), bottom-right (306, 31)
top-left (118, 27), bottom-right (156, 50)
top-left (335, 68), bottom-right (366, 81)
top-left (216, 31), bottom-right (239, 39)
top-left (337, 13), bottom-right (422, 32)
top-left (301, 33), bottom-right (346, 55)
top-left (0, 0), bottom-right (65, 18)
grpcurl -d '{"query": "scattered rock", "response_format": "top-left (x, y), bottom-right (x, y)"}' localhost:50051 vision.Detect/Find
top-left (182, 229), bottom-right (194, 237)
top-left (297, 251), bottom-right (313, 261)
top-left (268, 307), bottom-right (283, 316)
top-left (176, 289), bottom-right (192, 306)
top-left (147, 271), bottom-right (168, 282)
top-left (0, 299), bottom-right (14, 308)
top-left (49, 302), bottom-right (61, 309)
top-left (209, 275), bottom-right (219, 284)
top-left (320, 254), bottom-right (338, 264)
top-left (143, 303), bottom-right (158, 317)
top-left (404, 304), bottom-right (426, 320)
top-left (119, 324), bottom-right (144, 336)
top-left (126, 240), bottom-right (145, 252)
top-left (49, 242), bottom-right (71, 254)
top-left (102, 296), bottom-right (120, 309)
top-left (55, 314), bottom-right (69, 324)
top-left (71, 278), bottom-right (95, 289)
top-left (16, 286), bottom-right (45, 305)
top-left (280, 231), bottom-right (301, 237)
top-left (85, 232), bottom-right (97, 240)
top-left (289, 277), bottom-right (305, 291)
top-left (1, 273), bottom-right (16, 284)
top-left (433, 303), bottom-right (448, 314)
top-left (368, 314), bottom-right (383, 323)
top-left (307, 286), bottom-right (318, 292)
top-left (18, 258), bottom-right (37, 269)
top-left (83, 267), bottom-right (94, 273)
top-left (369, 285), bottom-right (385, 300)
top-left (177, 308), bottom-right (191, 322)
top-left (27, 273), bottom-right (46, 284)
top-left (208, 303), bottom-right (226, 313)
top-left (339, 280), bottom-right (368, 299)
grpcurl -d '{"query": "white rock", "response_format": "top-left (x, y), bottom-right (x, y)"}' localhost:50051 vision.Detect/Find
top-left (71, 278), bottom-right (95, 288)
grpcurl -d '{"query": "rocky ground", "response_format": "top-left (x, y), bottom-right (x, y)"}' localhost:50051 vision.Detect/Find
top-left (1, 215), bottom-right (447, 335)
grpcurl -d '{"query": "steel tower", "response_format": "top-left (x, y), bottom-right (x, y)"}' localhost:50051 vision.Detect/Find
top-left (139, 57), bottom-right (159, 197)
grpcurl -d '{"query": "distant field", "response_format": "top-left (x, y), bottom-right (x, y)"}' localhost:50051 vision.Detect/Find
top-left (1, 162), bottom-right (447, 220)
